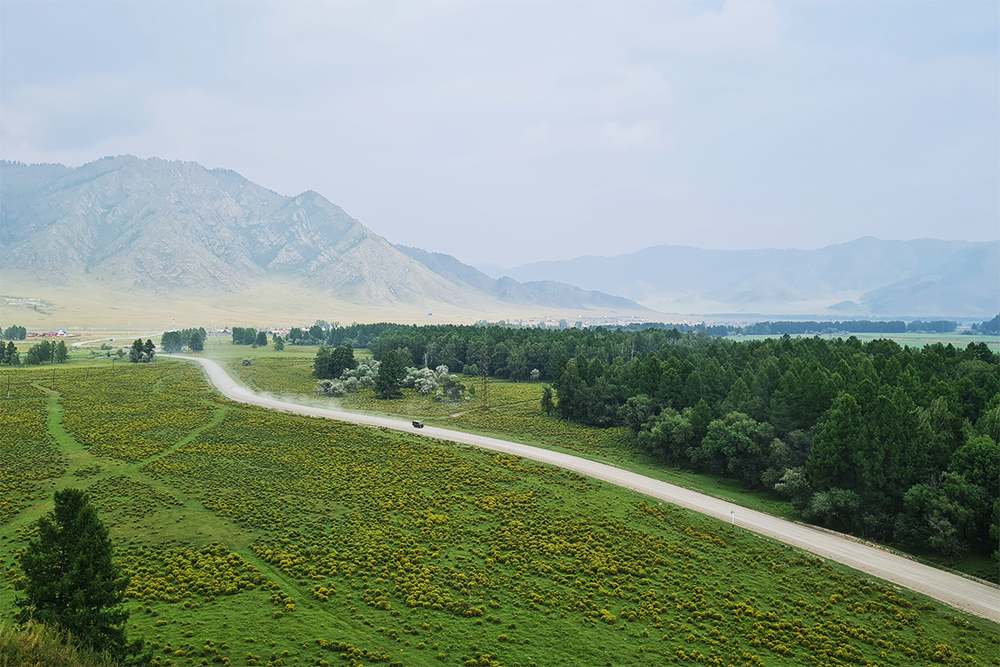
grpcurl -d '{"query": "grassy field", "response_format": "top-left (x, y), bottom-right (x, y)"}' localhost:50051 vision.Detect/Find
top-left (204, 342), bottom-right (999, 583)
top-left (1, 359), bottom-right (998, 667)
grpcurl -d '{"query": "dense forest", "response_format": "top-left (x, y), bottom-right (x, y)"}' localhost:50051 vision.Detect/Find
top-left (302, 322), bottom-right (999, 563)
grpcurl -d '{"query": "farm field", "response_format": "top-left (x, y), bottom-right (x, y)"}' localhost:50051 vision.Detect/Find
top-left (2, 361), bottom-right (998, 666)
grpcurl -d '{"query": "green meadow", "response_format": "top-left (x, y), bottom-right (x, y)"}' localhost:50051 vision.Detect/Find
top-left (1, 356), bottom-right (998, 667)
top-left (215, 343), bottom-right (998, 584)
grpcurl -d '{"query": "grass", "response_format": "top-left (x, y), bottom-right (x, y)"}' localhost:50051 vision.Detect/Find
top-left (1, 360), bottom-right (998, 667)
top-left (0, 620), bottom-right (120, 667)
top-left (197, 345), bottom-right (1000, 580)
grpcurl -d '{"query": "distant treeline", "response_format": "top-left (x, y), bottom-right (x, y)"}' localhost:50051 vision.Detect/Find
top-left (610, 319), bottom-right (958, 336)
top-left (704, 320), bottom-right (957, 336)
top-left (970, 314), bottom-right (999, 335)
top-left (231, 327), bottom-right (267, 347)
top-left (161, 328), bottom-right (206, 353)
top-left (2, 325), bottom-right (27, 340)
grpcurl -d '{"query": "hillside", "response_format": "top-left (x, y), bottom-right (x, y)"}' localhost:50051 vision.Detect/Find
top-left (501, 237), bottom-right (1000, 318)
top-left (0, 157), bottom-right (648, 326)
top-left (0, 156), bottom-right (478, 305)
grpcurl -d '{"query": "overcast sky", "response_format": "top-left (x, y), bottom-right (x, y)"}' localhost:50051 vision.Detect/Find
top-left (2, 1), bottom-right (997, 267)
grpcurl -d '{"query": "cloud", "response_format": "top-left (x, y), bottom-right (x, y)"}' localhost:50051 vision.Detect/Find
top-left (658, 0), bottom-right (780, 54)
top-left (1, 77), bottom-right (149, 154)
top-left (598, 120), bottom-right (661, 150)
top-left (0, 1), bottom-right (995, 266)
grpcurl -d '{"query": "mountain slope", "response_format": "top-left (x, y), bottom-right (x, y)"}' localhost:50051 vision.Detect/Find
top-left (503, 238), bottom-right (1000, 318)
top-left (0, 157), bottom-right (482, 307)
top-left (394, 245), bottom-right (648, 311)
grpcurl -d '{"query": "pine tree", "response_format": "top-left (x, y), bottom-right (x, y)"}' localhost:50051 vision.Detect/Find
top-left (374, 350), bottom-right (406, 399)
top-left (17, 489), bottom-right (146, 663)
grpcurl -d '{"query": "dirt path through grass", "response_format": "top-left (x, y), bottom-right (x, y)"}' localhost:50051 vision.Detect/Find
top-left (16, 385), bottom-right (338, 626)
top-left (178, 355), bottom-right (1000, 622)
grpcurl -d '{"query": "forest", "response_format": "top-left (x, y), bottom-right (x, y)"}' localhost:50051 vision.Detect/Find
top-left (307, 322), bottom-right (999, 563)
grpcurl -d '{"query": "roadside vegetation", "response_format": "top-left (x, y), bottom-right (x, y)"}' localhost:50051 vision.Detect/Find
top-left (1, 361), bottom-right (997, 666)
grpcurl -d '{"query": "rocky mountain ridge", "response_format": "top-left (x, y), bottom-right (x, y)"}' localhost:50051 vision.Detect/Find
top-left (0, 157), bottom-right (643, 315)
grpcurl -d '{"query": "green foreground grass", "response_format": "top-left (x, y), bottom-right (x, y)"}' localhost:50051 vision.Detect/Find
top-left (1, 356), bottom-right (998, 667)
top-left (0, 619), bottom-right (120, 667)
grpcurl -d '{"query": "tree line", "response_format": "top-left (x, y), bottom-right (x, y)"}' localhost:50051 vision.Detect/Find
top-left (160, 328), bottom-right (206, 353)
top-left (733, 320), bottom-right (959, 335)
top-left (231, 327), bottom-right (267, 346)
top-left (5, 339), bottom-right (71, 366)
top-left (2, 324), bottom-right (27, 339)
top-left (970, 314), bottom-right (1000, 335)
top-left (549, 334), bottom-right (998, 562)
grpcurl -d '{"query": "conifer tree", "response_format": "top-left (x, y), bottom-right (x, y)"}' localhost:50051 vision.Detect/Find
top-left (17, 489), bottom-right (146, 663)
top-left (374, 350), bottom-right (406, 399)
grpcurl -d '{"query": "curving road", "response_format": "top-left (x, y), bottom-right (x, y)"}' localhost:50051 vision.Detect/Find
top-left (178, 356), bottom-right (1000, 623)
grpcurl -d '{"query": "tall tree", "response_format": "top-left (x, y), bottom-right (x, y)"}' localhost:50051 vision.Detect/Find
top-left (2, 341), bottom-right (19, 366)
top-left (54, 340), bottom-right (69, 364)
top-left (186, 328), bottom-right (206, 352)
top-left (16, 489), bottom-right (146, 662)
top-left (129, 339), bottom-right (143, 364)
top-left (374, 350), bottom-right (406, 399)
top-left (160, 331), bottom-right (183, 353)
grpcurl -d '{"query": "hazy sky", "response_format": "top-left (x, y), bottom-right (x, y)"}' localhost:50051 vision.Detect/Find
top-left (2, 1), bottom-right (997, 266)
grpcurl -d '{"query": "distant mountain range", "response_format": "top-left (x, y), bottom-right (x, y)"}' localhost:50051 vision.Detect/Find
top-left (0, 157), bottom-right (644, 315)
top-left (496, 238), bottom-right (999, 319)
top-left (395, 245), bottom-right (647, 312)
top-left (3, 156), bottom-right (994, 322)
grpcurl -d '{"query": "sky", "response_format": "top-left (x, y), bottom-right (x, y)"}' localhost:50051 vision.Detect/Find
top-left (1, 1), bottom-right (997, 267)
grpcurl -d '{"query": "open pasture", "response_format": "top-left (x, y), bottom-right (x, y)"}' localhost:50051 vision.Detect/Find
top-left (216, 347), bottom-right (1000, 580)
top-left (1, 361), bottom-right (997, 667)
top-left (217, 354), bottom-right (823, 523)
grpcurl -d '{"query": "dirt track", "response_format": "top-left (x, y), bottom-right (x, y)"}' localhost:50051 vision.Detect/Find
top-left (178, 356), bottom-right (1000, 623)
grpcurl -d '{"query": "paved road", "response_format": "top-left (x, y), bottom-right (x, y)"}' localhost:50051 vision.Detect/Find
top-left (178, 356), bottom-right (1000, 623)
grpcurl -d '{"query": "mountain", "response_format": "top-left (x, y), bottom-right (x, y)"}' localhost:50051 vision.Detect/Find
top-left (395, 245), bottom-right (648, 311)
top-left (0, 157), bottom-right (649, 325)
top-left (503, 238), bottom-right (1000, 318)
top-left (0, 156), bottom-right (479, 306)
